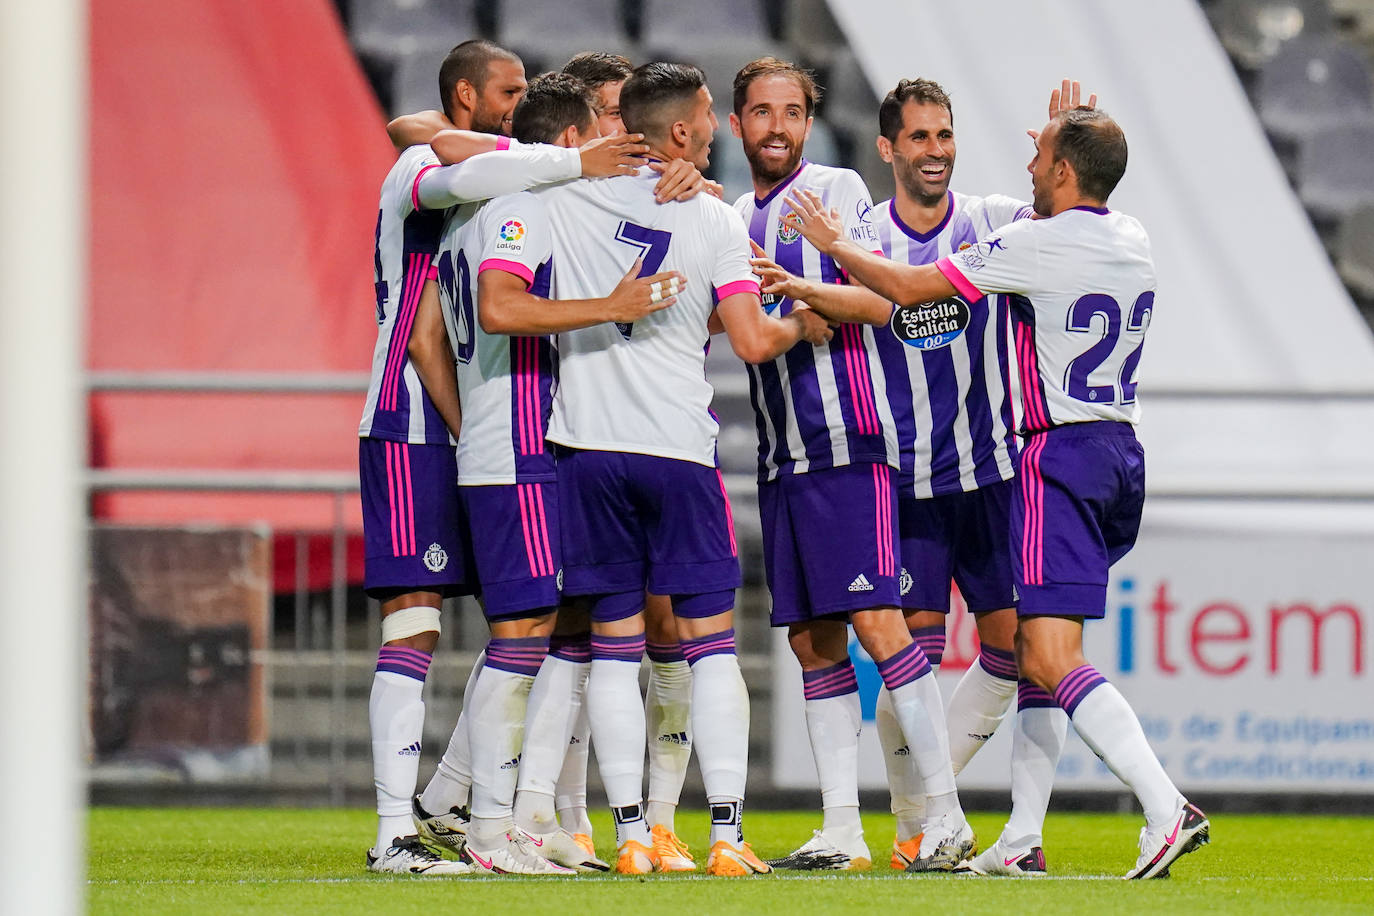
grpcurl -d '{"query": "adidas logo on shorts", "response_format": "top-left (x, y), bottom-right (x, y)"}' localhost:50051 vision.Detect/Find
top-left (847, 573), bottom-right (875, 592)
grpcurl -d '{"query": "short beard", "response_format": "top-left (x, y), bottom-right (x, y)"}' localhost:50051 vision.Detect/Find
top-left (471, 105), bottom-right (507, 136)
top-left (744, 137), bottom-right (802, 186)
top-left (895, 159), bottom-right (949, 208)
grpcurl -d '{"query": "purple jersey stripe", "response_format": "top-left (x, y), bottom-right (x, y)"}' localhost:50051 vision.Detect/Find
top-left (680, 628), bottom-right (735, 666)
top-left (875, 642), bottom-right (932, 691)
top-left (1018, 678), bottom-right (1057, 710)
top-left (977, 645), bottom-right (1018, 681)
top-left (1054, 664), bottom-right (1108, 717)
top-left (591, 633), bottom-right (646, 663)
top-left (911, 625), bottom-right (946, 666)
top-left (919, 342), bottom-right (964, 494)
top-left (646, 640), bottom-right (686, 663)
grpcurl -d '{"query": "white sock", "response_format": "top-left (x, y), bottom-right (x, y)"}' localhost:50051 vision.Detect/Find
top-left (1003, 687), bottom-right (1068, 849)
top-left (646, 658), bottom-right (692, 830)
top-left (468, 637), bottom-right (546, 826)
top-left (555, 666), bottom-right (593, 836)
top-left (800, 658), bottom-right (862, 839)
top-left (587, 636), bottom-right (649, 846)
top-left (370, 647), bottom-right (431, 851)
top-left (946, 649), bottom-right (1018, 774)
top-left (876, 685), bottom-right (924, 839)
top-left (709, 798), bottom-right (744, 846)
top-left (419, 650), bottom-right (484, 816)
top-left (685, 647), bottom-right (750, 804)
top-left (876, 644), bottom-right (961, 823)
top-left (515, 654), bottom-right (586, 834)
top-left (1056, 666), bottom-right (1181, 828)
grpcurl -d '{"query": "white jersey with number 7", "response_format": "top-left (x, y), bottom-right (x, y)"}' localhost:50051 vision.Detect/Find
top-left (935, 206), bottom-right (1156, 432)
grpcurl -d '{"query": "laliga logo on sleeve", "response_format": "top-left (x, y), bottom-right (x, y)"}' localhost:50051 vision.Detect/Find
top-left (890, 298), bottom-right (971, 351)
top-left (494, 218), bottom-right (526, 255)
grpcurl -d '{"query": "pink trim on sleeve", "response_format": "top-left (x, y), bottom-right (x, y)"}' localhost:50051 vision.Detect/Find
top-left (479, 257), bottom-right (535, 289)
top-left (495, 136), bottom-right (511, 151)
top-left (411, 162), bottom-right (441, 210)
top-left (935, 256), bottom-right (984, 303)
top-left (427, 264), bottom-right (438, 280)
top-left (715, 279), bottom-right (761, 301)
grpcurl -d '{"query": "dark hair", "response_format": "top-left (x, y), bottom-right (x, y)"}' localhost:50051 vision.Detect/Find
top-left (732, 56), bottom-right (821, 118)
top-left (878, 78), bottom-right (953, 142)
top-left (438, 39), bottom-right (520, 121)
top-left (1051, 107), bottom-right (1127, 201)
top-left (512, 72), bottom-right (595, 144)
top-left (561, 51), bottom-right (634, 91)
top-left (619, 62), bottom-right (706, 141)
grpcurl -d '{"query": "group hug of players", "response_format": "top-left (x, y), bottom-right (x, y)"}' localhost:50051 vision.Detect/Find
top-left (358, 38), bottom-right (1211, 880)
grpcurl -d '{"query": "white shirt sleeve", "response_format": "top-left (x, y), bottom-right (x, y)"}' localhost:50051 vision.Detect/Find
top-left (831, 170), bottom-right (881, 253)
top-left (978, 193), bottom-right (1034, 231)
top-left (710, 203), bottom-right (762, 302)
top-left (415, 144), bottom-right (582, 210)
top-left (475, 192), bottom-right (553, 290)
top-left (935, 217), bottom-right (1041, 301)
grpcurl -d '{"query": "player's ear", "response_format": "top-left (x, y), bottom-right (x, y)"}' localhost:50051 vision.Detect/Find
top-left (453, 79), bottom-right (476, 114)
top-left (803, 115), bottom-right (813, 142)
top-left (670, 119), bottom-right (690, 148)
top-left (728, 112), bottom-right (743, 139)
top-left (876, 135), bottom-right (893, 164)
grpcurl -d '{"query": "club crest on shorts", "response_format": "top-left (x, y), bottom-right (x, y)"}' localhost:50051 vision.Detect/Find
top-left (556, 568), bottom-right (564, 590)
top-left (423, 542), bottom-right (449, 573)
top-left (890, 297), bottom-right (971, 351)
top-left (899, 567), bottom-right (913, 596)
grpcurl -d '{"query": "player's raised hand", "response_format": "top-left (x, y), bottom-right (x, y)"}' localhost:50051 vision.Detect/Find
top-left (783, 189), bottom-right (844, 254)
top-left (649, 159), bottom-right (726, 203)
top-left (749, 240), bottom-right (813, 302)
top-left (604, 258), bottom-right (686, 323)
top-left (788, 304), bottom-right (834, 346)
top-left (579, 133), bottom-right (650, 178)
top-left (1048, 79), bottom-right (1098, 119)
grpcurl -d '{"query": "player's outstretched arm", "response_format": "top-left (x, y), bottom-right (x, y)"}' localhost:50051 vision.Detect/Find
top-left (578, 133), bottom-right (650, 178)
top-left (406, 278), bottom-right (463, 439)
top-left (478, 259), bottom-right (685, 336)
top-left (716, 290), bottom-right (832, 364)
top-left (648, 159), bottom-right (725, 203)
top-left (749, 242), bottom-right (891, 325)
top-left (785, 189), bottom-right (956, 307)
top-left (387, 110), bottom-right (455, 151)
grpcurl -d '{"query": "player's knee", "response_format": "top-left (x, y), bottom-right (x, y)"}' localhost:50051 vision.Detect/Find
top-left (380, 604), bottom-right (442, 652)
top-left (643, 593), bottom-right (680, 644)
top-left (490, 609), bottom-right (557, 640)
top-left (850, 608), bottom-right (908, 661)
top-left (1015, 630), bottom-right (1064, 693)
top-left (788, 621), bottom-right (847, 669)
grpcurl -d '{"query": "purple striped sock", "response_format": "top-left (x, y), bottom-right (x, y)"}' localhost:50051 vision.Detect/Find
top-left (1017, 678), bottom-right (1057, 710)
top-left (590, 632), bottom-right (646, 663)
top-left (802, 658), bottom-right (858, 701)
top-left (680, 628), bottom-right (735, 666)
top-left (485, 636), bottom-right (550, 677)
top-left (550, 632), bottom-right (592, 664)
top-left (978, 645), bottom-right (1018, 681)
top-left (911, 625), bottom-right (946, 666)
top-left (646, 639), bottom-right (686, 664)
top-left (376, 646), bottom-right (432, 682)
top-left (1054, 664), bottom-right (1109, 717)
top-left (875, 642), bottom-right (932, 691)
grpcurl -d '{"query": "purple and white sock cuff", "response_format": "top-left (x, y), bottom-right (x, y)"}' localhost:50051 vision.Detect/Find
top-left (1017, 678), bottom-right (1057, 710)
top-left (801, 658), bottom-right (859, 701)
top-left (485, 636), bottom-right (550, 677)
top-left (376, 646), bottom-right (433, 682)
top-left (1054, 664), bottom-right (1109, 717)
top-left (646, 639), bottom-right (687, 664)
top-left (549, 632), bottom-right (592, 664)
top-left (680, 628), bottom-right (736, 666)
top-left (978, 645), bottom-right (1019, 681)
top-left (910, 625), bottom-right (946, 666)
top-left (590, 632), bottom-right (646, 663)
top-left (875, 642), bottom-right (932, 691)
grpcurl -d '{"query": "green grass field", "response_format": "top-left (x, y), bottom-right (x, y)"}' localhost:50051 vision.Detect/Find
top-left (88, 808), bottom-right (1374, 914)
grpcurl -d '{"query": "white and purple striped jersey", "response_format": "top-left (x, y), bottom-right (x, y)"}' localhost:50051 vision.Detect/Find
top-left (936, 206), bottom-right (1156, 431)
top-left (358, 141), bottom-right (581, 444)
top-left (437, 191), bottom-right (556, 486)
top-left (873, 191), bottom-right (1031, 498)
top-left (542, 165), bottom-right (761, 468)
top-left (733, 160), bottom-right (899, 482)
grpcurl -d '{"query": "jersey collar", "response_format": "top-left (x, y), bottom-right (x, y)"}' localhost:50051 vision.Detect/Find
top-left (1069, 204), bottom-right (1110, 215)
top-left (888, 191), bottom-right (954, 243)
top-left (753, 159), bottom-right (809, 208)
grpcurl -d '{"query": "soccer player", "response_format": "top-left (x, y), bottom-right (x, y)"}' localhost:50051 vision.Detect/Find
top-left (361, 38), bottom-right (646, 875)
top-left (521, 62), bottom-right (830, 876)
top-left (728, 57), bottom-right (970, 872)
top-left (772, 104), bottom-right (1212, 880)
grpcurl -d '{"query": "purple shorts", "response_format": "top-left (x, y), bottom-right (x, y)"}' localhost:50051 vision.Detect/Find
top-left (1012, 422), bottom-right (1144, 618)
top-left (359, 438), bottom-right (471, 598)
top-left (761, 462), bottom-right (902, 626)
top-left (556, 448), bottom-right (741, 619)
top-left (460, 482), bottom-right (561, 620)
top-left (899, 480), bottom-right (1016, 613)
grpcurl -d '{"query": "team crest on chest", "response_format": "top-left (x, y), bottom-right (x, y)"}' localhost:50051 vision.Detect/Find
top-left (423, 543), bottom-right (449, 573)
top-left (776, 219), bottom-right (801, 244)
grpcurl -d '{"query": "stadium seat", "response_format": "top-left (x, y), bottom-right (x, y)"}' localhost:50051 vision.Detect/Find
top-left (1297, 121), bottom-right (1374, 221)
top-left (348, 0), bottom-right (476, 58)
top-left (1336, 203), bottom-right (1374, 300)
top-left (495, 0), bottom-right (633, 71)
top-left (1210, 0), bottom-right (1334, 70)
top-left (1256, 35), bottom-right (1374, 142)
top-left (640, 0), bottom-right (769, 54)
top-left (819, 49), bottom-right (880, 138)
